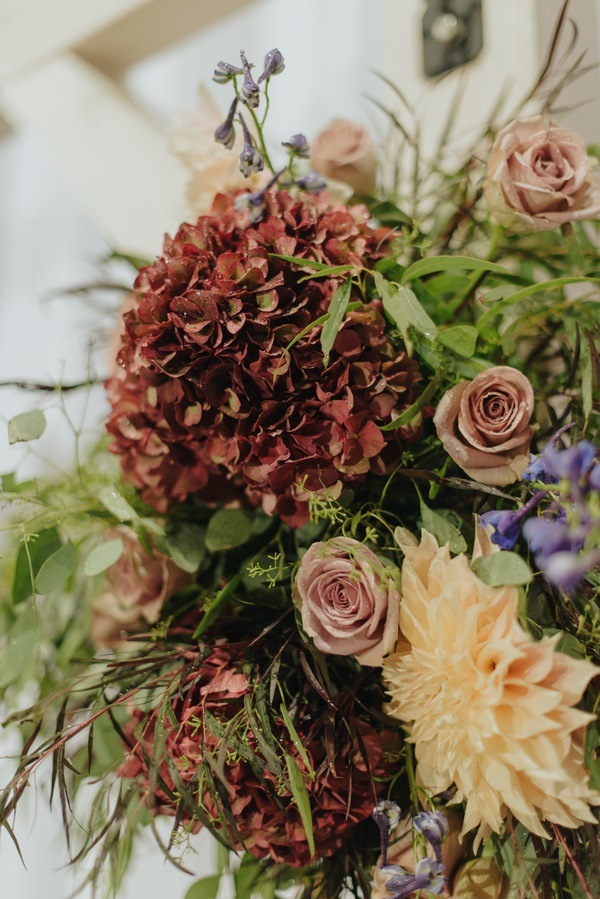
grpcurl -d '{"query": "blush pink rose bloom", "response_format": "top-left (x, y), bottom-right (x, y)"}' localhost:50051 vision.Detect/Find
top-left (90, 527), bottom-right (190, 647)
top-left (293, 536), bottom-right (399, 666)
top-left (311, 119), bottom-right (377, 196)
top-left (433, 366), bottom-right (534, 486)
top-left (485, 116), bottom-right (600, 231)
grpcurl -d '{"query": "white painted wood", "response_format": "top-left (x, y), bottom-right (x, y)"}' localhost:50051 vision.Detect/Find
top-left (0, 0), bottom-right (155, 83)
top-left (0, 52), bottom-right (184, 257)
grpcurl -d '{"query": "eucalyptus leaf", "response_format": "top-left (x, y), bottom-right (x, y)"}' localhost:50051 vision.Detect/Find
top-left (12, 527), bottom-right (62, 603)
top-left (98, 486), bottom-right (138, 522)
top-left (402, 255), bottom-right (511, 284)
top-left (0, 606), bottom-right (38, 687)
top-left (35, 540), bottom-right (76, 594)
top-left (284, 752), bottom-right (315, 857)
top-left (437, 325), bottom-right (478, 358)
top-left (472, 551), bottom-right (532, 587)
top-left (206, 509), bottom-right (252, 553)
top-left (8, 410), bottom-right (47, 445)
top-left (156, 523), bottom-right (206, 573)
top-left (184, 875), bottom-right (221, 899)
top-left (320, 278), bottom-right (353, 366)
top-left (84, 538), bottom-right (124, 576)
top-left (420, 499), bottom-right (467, 554)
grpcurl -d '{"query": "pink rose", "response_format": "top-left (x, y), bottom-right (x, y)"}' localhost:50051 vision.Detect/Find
top-left (293, 537), bottom-right (399, 666)
top-left (485, 116), bottom-right (600, 231)
top-left (433, 366), bottom-right (534, 486)
top-left (90, 527), bottom-right (190, 647)
top-left (311, 119), bottom-right (377, 196)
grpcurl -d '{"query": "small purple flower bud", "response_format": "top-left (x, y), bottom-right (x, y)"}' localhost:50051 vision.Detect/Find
top-left (522, 517), bottom-right (582, 562)
top-left (240, 51), bottom-right (260, 108)
top-left (214, 98), bottom-right (238, 150)
top-left (542, 549), bottom-right (600, 594)
top-left (480, 509), bottom-right (522, 550)
top-left (238, 114), bottom-right (263, 177)
top-left (542, 441), bottom-right (597, 484)
top-left (258, 48), bottom-right (285, 83)
top-left (589, 463), bottom-right (600, 491)
top-left (213, 61), bottom-right (244, 84)
top-left (234, 189), bottom-right (266, 222)
top-left (385, 858), bottom-right (445, 898)
top-left (296, 170), bottom-right (327, 193)
top-left (412, 811), bottom-right (448, 864)
top-left (282, 133), bottom-right (310, 158)
top-left (372, 801), bottom-right (401, 866)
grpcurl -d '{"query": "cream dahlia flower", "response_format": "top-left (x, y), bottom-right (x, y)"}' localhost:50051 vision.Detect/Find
top-left (382, 528), bottom-right (599, 844)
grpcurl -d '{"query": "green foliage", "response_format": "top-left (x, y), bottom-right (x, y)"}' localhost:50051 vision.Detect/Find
top-left (320, 277), bottom-right (352, 366)
top-left (84, 538), bottom-right (124, 576)
top-left (8, 409), bottom-right (47, 444)
top-left (12, 527), bottom-right (62, 603)
top-left (35, 540), bottom-right (76, 594)
top-left (206, 509), bottom-right (253, 553)
top-left (473, 552), bottom-right (533, 587)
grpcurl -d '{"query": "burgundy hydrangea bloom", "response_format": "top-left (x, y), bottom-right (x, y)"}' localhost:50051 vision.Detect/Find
top-left (119, 645), bottom-right (389, 866)
top-left (106, 189), bottom-right (422, 526)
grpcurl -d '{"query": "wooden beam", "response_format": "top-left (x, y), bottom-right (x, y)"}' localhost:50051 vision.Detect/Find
top-left (0, 52), bottom-right (184, 256)
top-left (77, 0), bottom-right (256, 78)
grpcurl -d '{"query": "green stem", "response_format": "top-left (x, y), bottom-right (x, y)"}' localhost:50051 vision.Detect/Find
top-left (447, 225), bottom-right (502, 314)
top-left (192, 573), bottom-right (243, 640)
top-left (247, 103), bottom-right (275, 174)
top-left (405, 742), bottom-right (420, 813)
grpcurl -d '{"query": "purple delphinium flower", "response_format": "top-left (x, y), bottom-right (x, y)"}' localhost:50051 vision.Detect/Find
top-left (238, 114), bottom-right (263, 177)
top-left (213, 61), bottom-right (244, 84)
top-left (481, 491), bottom-right (546, 550)
top-left (522, 454), bottom-right (558, 485)
top-left (412, 810), bottom-right (448, 864)
top-left (282, 133), bottom-right (310, 158)
top-left (384, 858), bottom-right (446, 898)
top-left (296, 170), bottom-right (327, 193)
top-left (240, 51), bottom-right (260, 108)
top-left (480, 509), bottom-right (523, 550)
top-left (372, 801), bottom-right (400, 866)
top-left (258, 48), bottom-right (285, 83)
top-left (542, 440), bottom-right (596, 483)
top-left (542, 549), bottom-right (600, 594)
top-left (214, 98), bottom-right (238, 149)
top-left (522, 517), bottom-right (582, 561)
top-left (590, 463), bottom-right (600, 491)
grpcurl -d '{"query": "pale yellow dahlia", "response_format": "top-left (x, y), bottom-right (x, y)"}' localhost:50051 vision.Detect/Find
top-left (382, 528), bottom-right (599, 844)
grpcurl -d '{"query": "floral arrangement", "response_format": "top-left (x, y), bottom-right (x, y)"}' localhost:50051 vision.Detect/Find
top-left (1, 16), bottom-right (599, 899)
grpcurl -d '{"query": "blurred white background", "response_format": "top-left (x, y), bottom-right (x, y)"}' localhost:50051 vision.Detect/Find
top-left (1, 0), bottom-right (599, 896)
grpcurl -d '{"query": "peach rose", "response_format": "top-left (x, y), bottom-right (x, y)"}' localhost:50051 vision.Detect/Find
top-left (485, 116), bottom-right (600, 231)
top-left (90, 527), bottom-right (190, 647)
top-left (311, 119), bottom-right (377, 196)
top-left (433, 366), bottom-right (534, 486)
top-left (293, 537), bottom-right (399, 666)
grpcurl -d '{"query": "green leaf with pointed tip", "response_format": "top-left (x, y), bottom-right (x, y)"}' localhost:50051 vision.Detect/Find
top-left (184, 875), bottom-right (221, 899)
top-left (437, 325), bottom-right (478, 358)
top-left (12, 527), bottom-right (61, 603)
top-left (402, 255), bottom-right (511, 283)
top-left (472, 551), bottom-right (532, 587)
top-left (386, 284), bottom-right (438, 341)
top-left (35, 540), bottom-right (76, 594)
top-left (8, 410), bottom-right (47, 444)
top-left (320, 278), bottom-right (353, 366)
top-left (419, 498), bottom-right (467, 554)
top-left (98, 486), bottom-right (138, 522)
top-left (284, 752), bottom-right (315, 858)
top-left (84, 538), bottom-right (124, 576)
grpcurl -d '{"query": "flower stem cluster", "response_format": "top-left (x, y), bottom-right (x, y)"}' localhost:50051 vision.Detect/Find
top-left (372, 804), bottom-right (448, 898)
top-left (481, 433), bottom-right (600, 593)
top-left (212, 48), bottom-right (327, 221)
